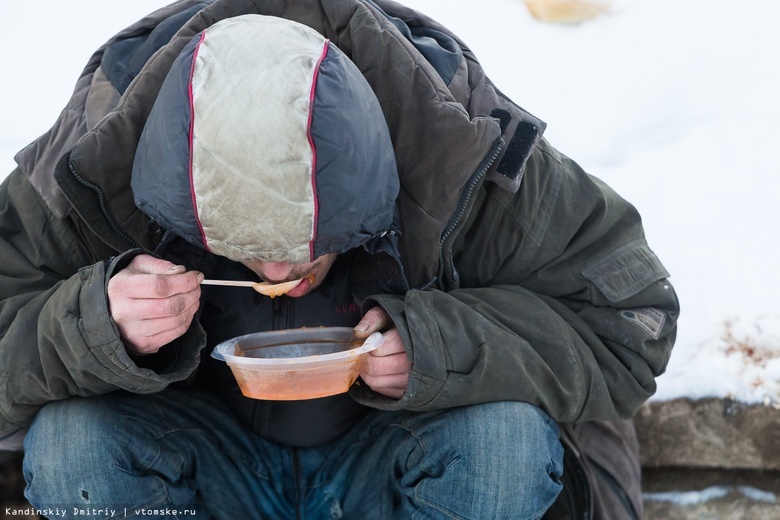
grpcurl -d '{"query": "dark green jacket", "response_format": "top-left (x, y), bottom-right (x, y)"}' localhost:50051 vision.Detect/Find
top-left (0, 0), bottom-right (678, 442)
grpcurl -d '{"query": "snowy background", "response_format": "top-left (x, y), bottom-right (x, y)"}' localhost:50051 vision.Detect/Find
top-left (1, 0), bottom-right (779, 405)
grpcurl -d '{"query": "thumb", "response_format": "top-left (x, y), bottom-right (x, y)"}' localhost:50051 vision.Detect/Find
top-left (353, 306), bottom-right (391, 338)
top-left (128, 254), bottom-right (186, 275)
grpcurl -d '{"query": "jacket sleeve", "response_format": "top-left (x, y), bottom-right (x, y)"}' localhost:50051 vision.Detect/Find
top-left (0, 170), bottom-right (203, 439)
top-left (351, 139), bottom-right (679, 422)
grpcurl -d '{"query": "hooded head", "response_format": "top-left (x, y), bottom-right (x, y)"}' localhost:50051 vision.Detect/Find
top-left (132, 14), bottom-right (399, 264)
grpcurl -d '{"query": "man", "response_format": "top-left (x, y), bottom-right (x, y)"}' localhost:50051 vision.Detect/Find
top-left (0, 1), bottom-right (678, 518)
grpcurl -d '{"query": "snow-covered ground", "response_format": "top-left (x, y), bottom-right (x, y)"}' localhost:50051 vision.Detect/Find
top-left (644, 485), bottom-right (777, 507)
top-left (1, 0), bottom-right (779, 405)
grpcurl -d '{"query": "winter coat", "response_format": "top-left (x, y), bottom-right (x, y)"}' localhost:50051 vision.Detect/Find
top-left (0, 0), bottom-right (679, 445)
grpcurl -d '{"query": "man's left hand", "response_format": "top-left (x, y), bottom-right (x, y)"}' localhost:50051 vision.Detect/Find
top-left (354, 306), bottom-right (411, 399)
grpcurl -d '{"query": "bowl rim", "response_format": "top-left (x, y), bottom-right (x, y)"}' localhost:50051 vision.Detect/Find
top-left (210, 327), bottom-right (381, 366)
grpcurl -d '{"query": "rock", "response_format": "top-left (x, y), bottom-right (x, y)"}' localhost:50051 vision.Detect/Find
top-left (635, 398), bottom-right (780, 470)
top-left (642, 467), bottom-right (780, 519)
top-left (644, 490), bottom-right (779, 520)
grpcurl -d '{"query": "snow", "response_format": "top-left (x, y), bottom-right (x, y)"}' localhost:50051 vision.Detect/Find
top-left (644, 485), bottom-right (777, 506)
top-left (1, 0), bottom-right (779, 404)
top-left (645, 486), bottom-right (729, 506)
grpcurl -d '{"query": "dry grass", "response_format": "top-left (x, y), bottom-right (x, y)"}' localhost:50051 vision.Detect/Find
top-left (720, 318), bottom-right (780, 368)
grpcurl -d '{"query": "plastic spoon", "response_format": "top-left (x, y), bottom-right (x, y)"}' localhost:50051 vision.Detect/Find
top-left (201, 278), bottom-right (303, 297)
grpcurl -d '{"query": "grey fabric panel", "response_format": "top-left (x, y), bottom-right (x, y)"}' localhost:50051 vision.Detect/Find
top-left (132, 33), bottom-right (206, 249)
top-left (15, 0), bottom-right (213, 219)
top-left (102, 2), bottom-right (209, 93)
top-left (365, 0), bottom-right (462, 85)
top-left (309, 42), bottom-right (399, 259)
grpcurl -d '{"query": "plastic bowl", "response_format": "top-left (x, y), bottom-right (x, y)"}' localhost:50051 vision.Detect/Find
top-left (211, 327), bottom-right (382, 400)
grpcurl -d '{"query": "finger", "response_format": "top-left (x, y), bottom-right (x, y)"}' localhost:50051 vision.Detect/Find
top-left (370, 340), bottom-right (406, 357)
top-left (354, 306), bottom-right (392, 338)
top-left (359, 371), bottom-right (409, 399)
top-left (118, 303), bottom-right (199, 355)
top-left (111, 287), bottom-right (201, 322)
top-left (111, 270), bottom-right (203, 299)
top-left (128, 254), bottom-right (187, 275)
top-left (363, 352), bottom-right (411, 377)
top-left (360, 373), bottom-right (409, 393)
top-left (116, 298), bottom-right (199, 338)
top-left (125, 323), bottom-right (193, 356)
top-left (368, 328), bottom-right (404, 357)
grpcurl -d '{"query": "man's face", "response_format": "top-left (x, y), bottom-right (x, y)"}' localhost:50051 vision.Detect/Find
top-left (242, 253), bottom-right (337, 298)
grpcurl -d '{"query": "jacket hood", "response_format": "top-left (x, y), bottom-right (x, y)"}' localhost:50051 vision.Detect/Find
top-left (25, 0), bottom-right (546, 287)
top-left (131, 14), bottom-right (399, 263)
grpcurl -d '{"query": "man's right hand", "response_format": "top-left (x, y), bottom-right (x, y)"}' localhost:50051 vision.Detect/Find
top-left (107, 254), bottom-right (203, 356)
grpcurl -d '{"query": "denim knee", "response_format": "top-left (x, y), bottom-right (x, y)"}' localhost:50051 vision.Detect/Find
top-left (398, 401), bottom-right (563, 519)
top-left (25, 396), bottom-right (125, 475)
top-left (23, 394), bottom-right (172, 511)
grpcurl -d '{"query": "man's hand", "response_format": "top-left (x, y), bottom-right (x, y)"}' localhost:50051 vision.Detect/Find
top-left (354, 306), bottom-right (411, 399)
top-left (107, 254), bottom-right (203, 356)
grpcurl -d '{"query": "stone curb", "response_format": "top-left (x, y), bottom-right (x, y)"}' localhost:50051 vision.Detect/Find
top-left (644, 489), bottom-right (779, 520)
top-left (635, 398), bottom-right (780, 470)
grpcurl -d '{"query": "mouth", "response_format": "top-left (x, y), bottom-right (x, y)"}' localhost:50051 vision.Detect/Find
top-left (255, 272), bottom-right (316, 298)
top-left (283, 273), bottom-right (316, 298)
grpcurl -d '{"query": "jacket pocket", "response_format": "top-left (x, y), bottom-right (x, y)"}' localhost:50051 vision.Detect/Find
top-left (581, 240), bottom-right (670, 302)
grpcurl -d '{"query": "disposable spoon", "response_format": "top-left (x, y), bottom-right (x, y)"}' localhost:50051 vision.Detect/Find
top-left (201, 278), bottom-right (303, 297)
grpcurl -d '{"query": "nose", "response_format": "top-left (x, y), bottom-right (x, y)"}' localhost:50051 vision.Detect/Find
top-left (261, 262), bottom-right (296, 282)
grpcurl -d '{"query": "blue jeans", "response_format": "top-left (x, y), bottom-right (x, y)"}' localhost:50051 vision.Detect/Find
top-left (23, 389), bottom-right (563, 519)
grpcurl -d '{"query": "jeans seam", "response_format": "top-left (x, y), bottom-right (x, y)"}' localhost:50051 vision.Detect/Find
top-left (119, 402), bottom-right (179, 437)
top-left (122, 408), bottom-right (272, 483)
top-left (404, 420), bottom-right (468, 520)
top-left (93, 468), bottom-right (171, 517)
top-left (412, 457), bottom-right (469, 520)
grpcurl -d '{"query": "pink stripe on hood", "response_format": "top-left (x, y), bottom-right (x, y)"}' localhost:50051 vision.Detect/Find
top-left (188, 30), bottom-right (209, 250)
top-left (305, 40), bottom-right (330, 262)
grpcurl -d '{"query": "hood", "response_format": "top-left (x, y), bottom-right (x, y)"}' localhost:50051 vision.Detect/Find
top-left (131, 14), bottom-right (399, 263)
top-left (35, 0), bottom-right (545, 287)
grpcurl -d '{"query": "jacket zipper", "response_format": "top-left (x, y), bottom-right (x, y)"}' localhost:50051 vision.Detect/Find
top-left (68, 158), bottom-right (140, 248)
top-left (272, 296), bottom-right (294, 330)
top-left (436, 140), bottom-right (503, 286)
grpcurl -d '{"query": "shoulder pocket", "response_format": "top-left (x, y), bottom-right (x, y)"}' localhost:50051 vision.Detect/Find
top-left (581, 240), bottom-right (669, 302)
